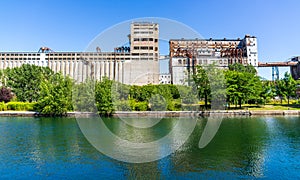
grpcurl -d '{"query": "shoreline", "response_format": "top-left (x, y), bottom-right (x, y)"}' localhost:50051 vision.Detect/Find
top-left (1, 110), bottom-right (300, 117)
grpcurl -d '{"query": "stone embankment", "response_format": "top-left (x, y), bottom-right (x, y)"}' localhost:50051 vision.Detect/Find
top-left (1, 110), bottom-right (300, 117)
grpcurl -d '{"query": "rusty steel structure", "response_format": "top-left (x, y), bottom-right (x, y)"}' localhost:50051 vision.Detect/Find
top-left (258, 57), bottom-right (300, 81)
top-left (38, 47), bottom-right (53, 53)
top-left (169, 35), bottom-right (258, 85)
top-left (258, 61), bottom-right (297, 67)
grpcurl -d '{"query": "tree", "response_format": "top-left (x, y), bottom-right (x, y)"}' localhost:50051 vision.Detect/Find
top-left (5, 64), bottom-right (53, 102)
top-left (225, 64), bottom-right (262, 108)
top-left (193, 64), bottom-right (226, 109)
top-left (260, 80), bottom-right (276, 105)
top-left (208, 65), bottom-right (227, 110)
top-left (35, 73), bottom-right (73, 116)
top-left (229, 63), bottom-right (257, 74)
top-left (95, 78), bottom-right (115, 116)
top-left (0, 87), bottom-right (13, 103)
top-left (72, 79), bottom-right (97, 112)
top-left (148, 94), bottom-right (167, 111)
top-left (277, 72), bottom-right (296, 104)
top-left (193, 65), bottom-right (210, 108)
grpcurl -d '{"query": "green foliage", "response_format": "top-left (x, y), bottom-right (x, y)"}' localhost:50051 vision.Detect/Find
top-left (2, 62), bottom-right (298, 114)
top-left (167, 100), bottom-right (182, 111)
top-left (0, 102), bottom-right (7, 111)
top-left (225, 64), bottom-right (262, 108)
top-left (260, 80), bottom-right (276, 104)
top-left (276, 72), bottom-right (297, 104)
top-left (229, 63), bottom-right (257, 74)
top-left (4, 64), bottom-right (53, 102)
top-left (149, 94), bottom-right (167, 111)
top-left (193, 64), bottom-right (226, 109)
top-left (114, 100), bottom-right (131, 111)
top-left (35, 73), bottom-right (73, 116)
top-left (176, 85), bottom-right (198, 104)
top-left (95, 78), bottom-right (115, 116)
top-left (6, 102), bottom-right (36, 111)
top-left (72, 79), bottom-right (97, 112)
top-left (193, 65), bottom-right (210, 107)
top-left (129, 100), bottom-right (148, 111)
top-left (0, 102), bottom-right (36, 111)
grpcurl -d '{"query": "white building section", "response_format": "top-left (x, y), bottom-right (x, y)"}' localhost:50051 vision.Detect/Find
top-left (159, 73), bottom-right (171, 84)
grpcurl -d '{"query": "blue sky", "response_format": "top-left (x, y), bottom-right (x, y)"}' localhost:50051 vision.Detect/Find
top-left (0, 0), bottom-right (299, 79)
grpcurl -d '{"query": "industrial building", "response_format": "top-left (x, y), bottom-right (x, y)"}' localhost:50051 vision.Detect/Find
top-left (0, 21), bottom-right (261, 85)
top-left (169, 35), bottom-right (258, 84)
top-left (0, 22), bottom-right (159, 85)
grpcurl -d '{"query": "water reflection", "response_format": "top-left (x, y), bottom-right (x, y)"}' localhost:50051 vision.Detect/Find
top-left (0, 116), bottom-right (299, 179)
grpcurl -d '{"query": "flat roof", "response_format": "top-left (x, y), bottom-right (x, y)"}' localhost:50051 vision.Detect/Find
top-left (169, 38), bottom-right (242, 42)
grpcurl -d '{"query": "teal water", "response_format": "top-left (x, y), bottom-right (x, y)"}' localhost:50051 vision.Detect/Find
top-left (0, 116), bottom-right (299, 179)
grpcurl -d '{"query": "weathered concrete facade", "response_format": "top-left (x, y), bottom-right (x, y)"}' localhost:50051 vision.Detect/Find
top-left (0, 22), bottom-right (159, 85)
top-left (169, 35), bottom-right (258, 85)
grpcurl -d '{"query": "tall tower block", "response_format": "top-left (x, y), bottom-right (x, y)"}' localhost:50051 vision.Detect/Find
top-left (123, 22), bottom-right (159, 85)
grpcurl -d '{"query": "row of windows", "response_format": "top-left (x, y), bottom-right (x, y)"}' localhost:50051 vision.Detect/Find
top-left (133, 27), bottom-right (158, 31)
top-left (1, 57), bottom-right (129, 61)
top-left (131, 53), bottom-right (155, 56)
top-left (160, 75), bottom-right (171, 78)
top-left (1, 58), bottom-right (40, 60)
top-left (133, 38), bottom-right (158, 42)
top-left (160, 81), bottom-right (171, 84)
top-left (0, 61), bottom-right (128, 66)
top-left (48, 53), bottom-right (131, 56)
top-left (0, 53), bottom-right (41, 56)
top-left (0, 53), bottom-right (115, 57)
top-left (133, 31), bottom-right (154, 34)
top-left (0, 57), bottom-right (134, 61)
top-left (1, 61), bottom-right (46, 64)
top-left (133, 46), bottom-right (154, 50)
top-left (131, 58), bottom-right (154, 60)
top-left (177, 59), bottom-right (228, 65)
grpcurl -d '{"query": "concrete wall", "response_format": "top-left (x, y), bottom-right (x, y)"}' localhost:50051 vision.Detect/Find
top-left (123, 60), bottom-right (159, 85)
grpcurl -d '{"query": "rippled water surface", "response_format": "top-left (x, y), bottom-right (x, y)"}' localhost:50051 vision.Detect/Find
top-left (0, 116), bottom-right (299, 179)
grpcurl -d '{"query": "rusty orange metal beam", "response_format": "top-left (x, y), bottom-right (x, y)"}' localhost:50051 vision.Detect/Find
top-left (258, 61), bottom-right (298, 67)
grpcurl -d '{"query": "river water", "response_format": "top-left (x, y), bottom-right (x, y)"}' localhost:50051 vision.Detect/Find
top-left (0, 116), bottom-right (299, 179)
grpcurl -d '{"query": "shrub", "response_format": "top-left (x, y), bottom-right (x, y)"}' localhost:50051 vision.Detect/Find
top-left (0, 87), bottom-right (13, 103)
top-left (167, 101), bottom-right (181, 111)
top-left (129, 100), bottom-right (148, 111)
top-left (6, 102), bottom-right (36, 111)
top-left (114, 100), bottom-right (131, 111)
top-left (0, 102), bottom-right (7, 111)
top-left (135, 101), bottom-right (148, 111)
